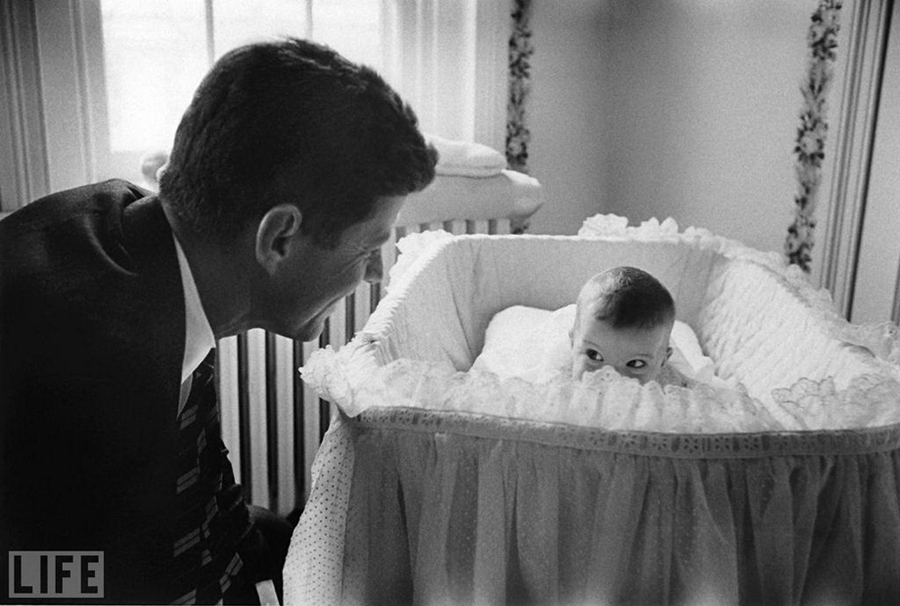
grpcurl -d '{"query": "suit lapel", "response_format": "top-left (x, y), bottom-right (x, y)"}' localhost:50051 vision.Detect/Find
top-left (120, 195), bottom-right (186, 417)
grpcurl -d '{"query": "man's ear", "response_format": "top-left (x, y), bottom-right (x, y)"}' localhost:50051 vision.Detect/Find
top-left (664, 346), bottom-right (673, 366)
top-left (255, 204), bottom-right (303, 274)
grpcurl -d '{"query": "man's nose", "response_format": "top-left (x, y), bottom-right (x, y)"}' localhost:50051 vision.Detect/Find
top-left (364, 249), bottom-right (384, 283)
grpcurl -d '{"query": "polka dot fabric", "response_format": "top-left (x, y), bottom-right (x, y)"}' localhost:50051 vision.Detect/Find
top-left (284, 220), bottom-right (900, 603)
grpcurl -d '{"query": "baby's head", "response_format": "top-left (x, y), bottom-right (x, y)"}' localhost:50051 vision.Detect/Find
top-left (570, 266), bottom-right (675, 384)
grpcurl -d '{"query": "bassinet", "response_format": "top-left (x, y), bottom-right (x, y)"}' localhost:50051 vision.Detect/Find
top-left (284, 217), bottom-right (900, 605)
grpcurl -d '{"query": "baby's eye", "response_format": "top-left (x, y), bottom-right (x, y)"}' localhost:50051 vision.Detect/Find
top-left (586, 349), bottom-right (603, 362)
top-left (626, 360), bottom-right (647, 369)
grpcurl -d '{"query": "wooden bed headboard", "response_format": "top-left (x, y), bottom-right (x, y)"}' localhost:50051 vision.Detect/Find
top-left (216, 169), bottom-right (543, 517)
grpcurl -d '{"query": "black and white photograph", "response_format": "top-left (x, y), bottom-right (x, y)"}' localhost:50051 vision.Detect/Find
top-left (1, 1), bottom-right (899, 604)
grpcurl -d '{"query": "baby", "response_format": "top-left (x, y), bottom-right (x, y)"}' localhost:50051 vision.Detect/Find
top-left (570, 266), bottom-right (677, 385)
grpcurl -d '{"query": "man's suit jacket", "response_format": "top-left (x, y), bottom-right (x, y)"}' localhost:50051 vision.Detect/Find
top-left (0, 180), bottom-right (253, 603)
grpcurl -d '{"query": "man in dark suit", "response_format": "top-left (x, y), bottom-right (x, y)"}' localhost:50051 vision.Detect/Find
top-left (0, 38), bottom-right (436, 605)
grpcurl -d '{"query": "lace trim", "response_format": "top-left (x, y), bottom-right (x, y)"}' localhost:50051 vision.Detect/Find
top-left (301, 215), bottom-right (900, 436)
top-left (301, 342), bottom-right (900, 434)
top-left (351, 407), bottom-right (900, 459)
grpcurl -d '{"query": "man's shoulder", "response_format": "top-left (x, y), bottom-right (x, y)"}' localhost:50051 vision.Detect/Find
top-left (1, 180), bottom-right (158, 273)
top-left (40, 178), bottom-right (149, 203)
top-left (0, 180), bottom-right (153, 246)
top-left (5, 178), bottom-right (148, 221)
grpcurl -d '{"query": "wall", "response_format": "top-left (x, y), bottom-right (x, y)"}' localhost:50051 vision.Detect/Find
top-left (526, 0), bottom-right (816, 259)
top-left (526, 0), bottom-right (608, 236)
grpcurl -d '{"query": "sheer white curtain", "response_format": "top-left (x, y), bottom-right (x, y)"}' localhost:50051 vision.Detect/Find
top-left (0, 0), bottom-right (511, 211)
top-left (377, 0), bottom-right (509, 150)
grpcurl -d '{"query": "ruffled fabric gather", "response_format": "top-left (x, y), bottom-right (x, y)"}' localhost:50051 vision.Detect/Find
top-left (302, 214), bottom-right (900, 433)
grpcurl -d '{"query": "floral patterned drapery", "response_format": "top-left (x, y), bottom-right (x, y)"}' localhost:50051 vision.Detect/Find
top-left (785, 0), bottom-right (843, 272)
top-left (506, 0), bottom-right (534, 174)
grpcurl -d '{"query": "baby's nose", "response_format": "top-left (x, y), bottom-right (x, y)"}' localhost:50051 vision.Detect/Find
top-left (615, 365), bottom-right (640, 380)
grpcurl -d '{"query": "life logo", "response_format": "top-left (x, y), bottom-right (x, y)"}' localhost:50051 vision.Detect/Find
top-left (8, 552), bottom-right (104, 599)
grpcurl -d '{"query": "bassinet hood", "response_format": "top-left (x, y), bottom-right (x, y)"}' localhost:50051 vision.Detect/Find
top-left (301, 215), bottom-right (900, 433)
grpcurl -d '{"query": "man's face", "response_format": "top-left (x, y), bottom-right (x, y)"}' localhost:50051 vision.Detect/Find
top-left (255, 195), bottom-right (405, 342)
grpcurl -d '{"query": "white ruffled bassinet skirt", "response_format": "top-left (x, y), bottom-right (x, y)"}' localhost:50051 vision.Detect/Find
top-left (285, 217), bottom-right (900, 605)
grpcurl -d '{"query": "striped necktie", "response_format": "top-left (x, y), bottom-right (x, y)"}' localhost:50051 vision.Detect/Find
top-left (171, 351), bottom-right (250, 605)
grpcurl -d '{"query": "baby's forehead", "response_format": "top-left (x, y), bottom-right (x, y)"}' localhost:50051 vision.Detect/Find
top-left (576, 313), bottom-right (673, 339)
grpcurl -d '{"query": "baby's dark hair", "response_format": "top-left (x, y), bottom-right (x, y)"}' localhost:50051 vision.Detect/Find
top-left (575, 266), bottom-right (675, 331)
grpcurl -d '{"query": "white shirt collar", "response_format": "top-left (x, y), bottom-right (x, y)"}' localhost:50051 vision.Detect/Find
top-left (172, 233), bottom-right (215, 385)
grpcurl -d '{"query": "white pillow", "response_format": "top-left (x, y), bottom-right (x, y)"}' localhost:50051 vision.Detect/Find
top-left (425, 133), bottom-right (506, 177)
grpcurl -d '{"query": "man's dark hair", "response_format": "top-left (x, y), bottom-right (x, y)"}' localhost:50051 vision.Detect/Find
top-left (576, 266), bottom-right (676, 330)
top-left (159, 37), bottom-right (437, 247)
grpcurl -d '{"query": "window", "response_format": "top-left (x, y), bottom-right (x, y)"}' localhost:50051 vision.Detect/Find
top-left (100, 0), bottom-right (210, 154)
top-left (0, 0), bottom-right (506, 206)
top-left (99, 0), bottom-right (384, 184)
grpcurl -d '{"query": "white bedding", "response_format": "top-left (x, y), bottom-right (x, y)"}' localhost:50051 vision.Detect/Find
top-left (425, 132), bottom-right (507, 177)
top-left (302, 224), bottom-right (900, 433)
top-left (470, 304), bottom-right (733, 390)
top-left (396, 170), bottom-right (542, 226)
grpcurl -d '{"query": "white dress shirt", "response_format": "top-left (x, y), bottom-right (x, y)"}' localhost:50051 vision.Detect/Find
top-left (173, 234), bottom-right (215, 416)
top-left (172, 234), bottom-right (281, 605)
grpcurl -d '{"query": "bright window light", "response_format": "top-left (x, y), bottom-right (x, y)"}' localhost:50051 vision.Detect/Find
top-left (311, 0), bottom-right (381, 69)
top-left (100, 0), bottom-right (208, 152)
top-left (212, 0), bottom-right (308, 60)
top-left (99, 0), bottom-right (379, 154)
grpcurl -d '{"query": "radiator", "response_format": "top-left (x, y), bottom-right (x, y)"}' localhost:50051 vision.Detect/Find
top-left (218, 218), bottom-right (516, 516)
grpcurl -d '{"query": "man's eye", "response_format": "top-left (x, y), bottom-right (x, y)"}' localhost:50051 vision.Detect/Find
top-left (627, 360), bottom-right (647, 369)
top-left (586, 349), bottom-right (602, 362)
